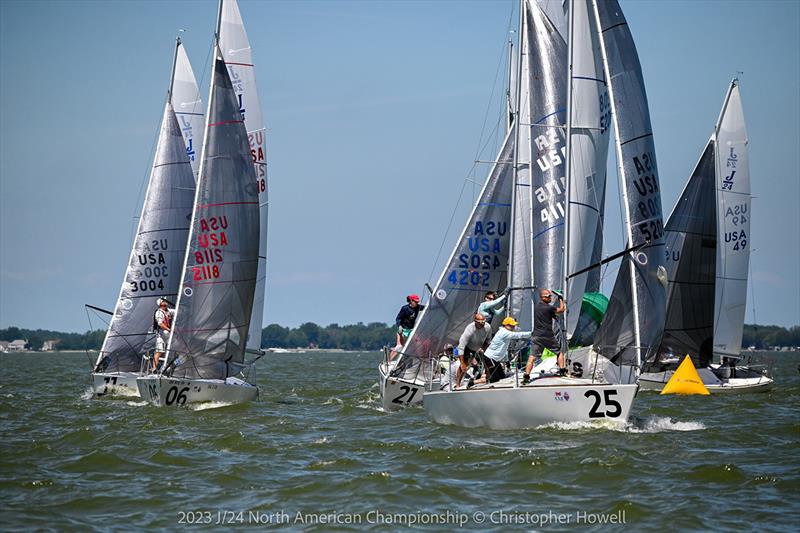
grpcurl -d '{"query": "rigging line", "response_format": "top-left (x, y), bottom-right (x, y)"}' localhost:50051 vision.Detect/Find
top-left (426, 4), bottom-right (515, 286)
top-left (473, 0), bottom-right (518, 163)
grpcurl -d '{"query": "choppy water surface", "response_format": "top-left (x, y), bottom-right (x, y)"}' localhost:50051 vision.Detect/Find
top-left (1, 351), bottom-right (798, 531)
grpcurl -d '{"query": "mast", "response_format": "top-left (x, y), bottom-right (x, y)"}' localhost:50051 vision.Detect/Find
top-left (167, 36), bottom-right (181, 101)
top-left (507, 0), bottom-right (526, 318)
top-left (506, 35), bottom-right (515, 131)
top-left (562, 0), bottom-right (575, 355)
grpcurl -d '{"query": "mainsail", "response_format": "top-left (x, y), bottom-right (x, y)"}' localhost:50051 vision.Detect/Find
top-left (401, 130), bottom-right (516, 364)
top-left (591, 0), bottom-right (667, 380)
top-left (95, 99), bottom-right (195, 373)
top-left (165, 57), bottom-right (260, 380)
top-left (713, 80), bottom-right (750, 358)
top-left (563, 0), bottom-right (611, 339)
top-left (171, 39), bottom-right (204, 180)
top-left (656, 141), bottom-right (717, 368)
top-left (219, 0), bottom-right (268, 355)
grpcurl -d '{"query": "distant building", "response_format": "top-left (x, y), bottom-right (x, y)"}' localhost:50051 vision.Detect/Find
top-left (7, 339), bottom-right (28, 351)
top-left (41, 340), bottom-right (60, 351)
top-left (0, 341), bottom-right (9, 353)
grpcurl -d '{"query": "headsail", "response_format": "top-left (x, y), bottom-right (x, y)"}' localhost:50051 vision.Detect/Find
top-left (713, 80), bottom-right (750, 358)
top-left (219, 0), bottom-right (268, 355)
top-left (591, 0), bottom-right (667, 381)
top-left (165, 57), bottom-right (260, 380)
top-left (563, 0), bottom-right (611, 339)
top-left (401, 130), bottom-right (516, 364)
top-left (95, 102), bottom-right (195, 373)
top-left (655, 141), bottom-right (717, 369)
top-left (171, 39), bottom-right (205, 180)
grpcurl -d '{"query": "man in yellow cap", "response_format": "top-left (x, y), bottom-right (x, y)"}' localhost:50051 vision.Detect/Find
top-left (480, 316), bottom-right (531, 383)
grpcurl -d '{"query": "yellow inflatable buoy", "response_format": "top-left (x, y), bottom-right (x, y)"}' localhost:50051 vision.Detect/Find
top-left (660, 355), bottom-right (710, 395)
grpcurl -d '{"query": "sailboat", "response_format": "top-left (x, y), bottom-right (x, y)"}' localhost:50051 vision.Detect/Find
top-left (137, 0), bottom-right (266, 407)
top-left (90, 38), bottom-right (201, 397)
top-left (425, 0), bottom-right (666, 429)
top-left (638, 79), bottom-right (773, 393)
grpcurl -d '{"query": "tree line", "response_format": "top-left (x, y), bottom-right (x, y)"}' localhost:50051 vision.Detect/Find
top-left (1, 323), bottom-right (798, 352)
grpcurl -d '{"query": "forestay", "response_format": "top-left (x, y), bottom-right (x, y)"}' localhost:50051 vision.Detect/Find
top-left (171, 40), bottom-right (205, 180)
top-left (656, 141), bottom-right (717, 369)
top-left (165, 58), bottom-right (260, 380)
top-left (96, 103), bottom-right (195, 374)
top-left (219, 0), bottom-right (268, 355)
top-left (713, 80), bottom-right (750, 358)
top-left (563, 0), bottom-right (610, 339)
top-left (401, 130), bottom-right (516, 365)
top-left (591, 0), bottom-right (667, 380)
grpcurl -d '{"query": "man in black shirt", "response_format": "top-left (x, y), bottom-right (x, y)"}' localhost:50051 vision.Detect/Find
top-left (389, 294), bottom-right (425, 360)
top-left (522, 289), bottom-right (566, 383)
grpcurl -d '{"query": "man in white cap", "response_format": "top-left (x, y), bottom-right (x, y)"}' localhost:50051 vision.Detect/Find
top-left (152, 297), bottom-right (174, 372)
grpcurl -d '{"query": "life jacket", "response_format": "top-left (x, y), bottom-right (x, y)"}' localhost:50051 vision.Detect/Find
top-left (153, 309), bottom-right (171, 332)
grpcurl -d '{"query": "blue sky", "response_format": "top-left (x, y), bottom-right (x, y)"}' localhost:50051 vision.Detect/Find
top-left (1, 0), bottom-right (798, 333)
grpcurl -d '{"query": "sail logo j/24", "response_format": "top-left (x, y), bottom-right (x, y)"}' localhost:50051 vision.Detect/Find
top-left (180, 116), bottom-right (196, 161)
top-left (722, 170), bottom-right (735, 191)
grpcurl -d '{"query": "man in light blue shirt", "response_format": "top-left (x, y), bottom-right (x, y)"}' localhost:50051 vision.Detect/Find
top-left (481, 316), bottom-right (531, 383)
top-left (477, 291), bottom-right (506, 330)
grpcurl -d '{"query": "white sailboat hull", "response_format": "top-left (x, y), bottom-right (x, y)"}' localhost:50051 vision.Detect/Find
top-left (92, 372), bottom-right (141, 397)
top-left (424, 378), bottom-right (638, 430)
top-left (136, 375), bottom-right (258, 407)
top-left (379, 362), bottom-right (428, 411)
top-left (639, 364), bottom-right (773, 393)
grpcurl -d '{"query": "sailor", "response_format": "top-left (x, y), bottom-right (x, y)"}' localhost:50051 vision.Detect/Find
top-left (481, 316), bottom-right (532, 383)
top-left (152, 297), bottom-right (174, 372)
top-left (477, 290), bottom-right (506, 329)
top-left (389, 294), bottom-right (425, 360)
top-left (523, 289), bottom-right (566, 384)
top-left (455, 313), bottom-right (492, 387)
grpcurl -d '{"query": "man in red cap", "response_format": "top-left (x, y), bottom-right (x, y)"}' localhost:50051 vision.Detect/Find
top-left (389, 294), bottom-right (425, 360)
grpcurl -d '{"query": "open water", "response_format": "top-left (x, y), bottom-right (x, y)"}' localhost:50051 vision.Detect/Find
top-left (1, 350), bottom-right (798, 531)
